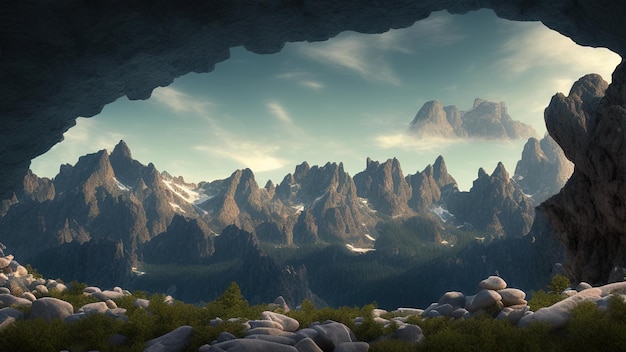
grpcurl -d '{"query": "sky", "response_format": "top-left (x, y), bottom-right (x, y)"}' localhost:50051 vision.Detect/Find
top-left (30, 9), bottom-right (620, 191)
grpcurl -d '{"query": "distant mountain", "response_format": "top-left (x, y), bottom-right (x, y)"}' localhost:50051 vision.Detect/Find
top-left (409, 98), bottom-right (538, 140)
top-left (0, 139), bottom-right (565, 306)
top-left (513, 134), bottom-right (574, 205)
top-left (447, 163), bottom-right (534, 240)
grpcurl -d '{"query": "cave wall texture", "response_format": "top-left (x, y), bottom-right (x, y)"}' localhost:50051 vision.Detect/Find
top-left (1, 0), bottom-right (626, 284)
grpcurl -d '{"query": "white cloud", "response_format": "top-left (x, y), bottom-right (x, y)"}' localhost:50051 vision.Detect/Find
top-left (496, 25), bottom-right (620, 80)
top-left (298, 35), bottom-right (402, 85)
top-left (194, 142), bottom-right (287, 173)
top-left (294, 11), bottom-right (466, 86)
top-left (276, 71), bottom-right (324, 90)
top-left (300, 80), bottom-right (324, 90)
top-left (266, 102), bottom-right (292, 124)
top-left (30, 117), bottom-right (125, 177)
top-left (375, 132), bottom-right (462, 151)
top-left (151, 86), bottom-right (213, 118)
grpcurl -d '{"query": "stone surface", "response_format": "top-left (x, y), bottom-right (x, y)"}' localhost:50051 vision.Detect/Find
top-left (498, 288), bottom-right (527, 306)
top-left (144, 325), bottom-right (193, 352)
top-left (260, 311), bottom-right (300, 332)
top-left (479, 276), bottom-right (507, 290)
top-left (438, 291), bottom-right (466, 308)
top-left (0, 294), bottom-right (32, 308)
top-left (333, 342), bottom-right (370, 352)
top-left (294, 337), bottom-right (324, 352)
top-left (466, 290), bottom-right (502, 312)
top-left (393, 324), bottom-right (424, 345)
top-left (312, 321), bottom-right (355, 352)
top-left (209, 339), bottom-right (298, 352)
top-left (30, 297), bottom-right (74, 322)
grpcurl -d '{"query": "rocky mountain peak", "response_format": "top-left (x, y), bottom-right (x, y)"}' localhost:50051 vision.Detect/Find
top-left (409, 98), bottom-right (537, 140)
top-left (408, 100), bottom-right (455, 137)
top-left (110, 140), bottom-right (145, 186)
top-left (492, 162), bottom-right (509, 181)
top-left (354, 158), bottom-right (411, 216)
top-left (111, 140), bottom-right (132, 160)
top-left (514, 134), bottom-right (573, 205)
top-left (433, 155), bottom-right (457, 189)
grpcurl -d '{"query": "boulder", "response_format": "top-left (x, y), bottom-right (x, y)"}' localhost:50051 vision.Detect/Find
top-left (0, 287), bottom-right (9, 295)
top-left (498, 288), bottom-right (527, 306)
top-left (248, 319), bottom-right (285, 330)
top-left (438, 291), bottom-right (466, 308)
top-left (450, 308), bottom-right (468, 320)
top-left (21, 292), bottom-right (36, 302)
top-left (294, 337), bottom-right (323, 352)
top-left (393, 308), bottom-right (422, 317)
top-left (209, 338), bottom-right (298, 351)
top-left (371, 309), bottom-right (387, 318)
top-left (273, 296), bottom-right (290, 313)
top-left (479, 276), bottom-right (507, 290)
top-left (246, 327), bottom-right (297, 339)
top-left (393, 324), bottom-right (424, 345)
top-left (0, 307), bottom-right (24, 329)
top-left (466, 290), bottom-right (502, 312)
top-left (497, 305), bottom-right (530, 325)
top-left (135, 298), bottom-right (150, 309)
top-left (79, 302), bottom-right (108, 315)
top-left (91, 290), bottom-right (124, 301)
top-left (34, 284), bottom-right (49, 296)
top-left (311, 321), bottom-right (355, 352)
top-left (598, 282), bottom-right (626, 296)
top-left (245, 334), bottom-right (296, 345)
top-left (575, 282), bottom-right (593, 291)
top-left (434, 303), bottom-right (454, 317)
top-left (261, 311), bottom-right (300, 332)
top-left (144, 325), bottom-right (193, 352)
top-left (0, 294), bottom-right (32, 308)
top-left (83, 286), bottom-right (102, 294)
top-left (519, 288), bottom-right (602, 328)
top-left (30, 297), bottom-right (74, 322)
top-left (333, 342), bottom-right (370, 352)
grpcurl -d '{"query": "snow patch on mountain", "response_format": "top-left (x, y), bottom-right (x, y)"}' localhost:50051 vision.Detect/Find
top-left (113, 177), bottom-right (130, 191)
top-left (346, 244), bottom-right (375, 253)
top-left (162, 180), bottom-right (210, 205)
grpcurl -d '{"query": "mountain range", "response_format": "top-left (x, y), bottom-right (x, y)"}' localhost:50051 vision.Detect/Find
top-left (408, 98), bottom-right (538, 139)
top-left (0, 134), bottom-right (572, 307)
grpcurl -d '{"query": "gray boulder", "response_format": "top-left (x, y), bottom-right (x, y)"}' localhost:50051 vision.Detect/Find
top-left (333, 342), bottom-right (369, 352)
top-left (209, 338), bottom-right (298, 351)
top-left (246, 327), bottom-right (297, 339)
top-left (466, 290), bottom-right (502, 312)
top-left (245, 334), bottom-right (296, 345)
top-left (144, 325), bottom-right (193, 352)
top-left (393, 324), bottom-right (424, 345)
top-left (498, 288), bottom-right (527, 306)
top-left (261, 311), bottom-right (300, 332)
top-left (294, 337), bottom-right (323, 352)
top-left (30, 297), bottom-right (74, 322)
top-left (479, 276), bottom-right (507, 290)
top-left (0, 294), bottom-right (32, 308)
top-left (438, 291), bottom-right (466, 308)
top-left (0, 307), bottom-right (24, 329)
top-left (248, 319), bottom-right (285, 330)
top-left (312, 321), bottom-right (355, 351)
top-left (79, 302), bottom-right (109, 315)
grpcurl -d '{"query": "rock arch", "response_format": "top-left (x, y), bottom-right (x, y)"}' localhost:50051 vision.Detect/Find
top-left (2, 0), bottom-right (626, 283)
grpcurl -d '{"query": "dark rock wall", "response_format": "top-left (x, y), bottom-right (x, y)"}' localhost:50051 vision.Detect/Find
top-left (3, 0), bottom-right (626, 286)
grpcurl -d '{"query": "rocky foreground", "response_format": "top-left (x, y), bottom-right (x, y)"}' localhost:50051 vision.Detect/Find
top-left (1, 252), bottom-right (626, 352)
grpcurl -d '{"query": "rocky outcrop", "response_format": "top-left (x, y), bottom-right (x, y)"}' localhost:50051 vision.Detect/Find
top-left (540, 72), bottom-right (626, 284)
top-left (353, 158), bottom-right (412, 217)
top-left (288, 162), bottom-right (377, 245)
top-left (406, 156), bottom-right (458, 212)
top-left (448, 163), bottom-right (534, 239)
top-left (408, 99), bottom-right (537, 140)
top-left (513, 134), bottom-right (574, 205)
top-left (142, 215), bottom-right (215, 265)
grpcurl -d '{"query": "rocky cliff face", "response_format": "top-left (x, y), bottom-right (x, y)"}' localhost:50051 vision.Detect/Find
top-left (406, 156), bottom-right (458, 212)
top-left (286, 162), bottom-right (377, 245)
top-left (408, 98), bottom-right (537, 140)
top-left (540, 72), bottom-right (626, 284)
top-left (514, 134), bottom-right (574, 205)
top-left (353, 158), bottom-right (412, 217)
top-left (448, 163), bottom-right (534, 239)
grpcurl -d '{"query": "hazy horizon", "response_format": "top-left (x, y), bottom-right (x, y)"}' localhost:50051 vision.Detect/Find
top-left (30, 9), bottom-right (620, 191)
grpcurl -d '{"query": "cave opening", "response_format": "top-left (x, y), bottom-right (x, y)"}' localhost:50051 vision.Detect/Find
top-left (28, 9), bottom-right (619, 192)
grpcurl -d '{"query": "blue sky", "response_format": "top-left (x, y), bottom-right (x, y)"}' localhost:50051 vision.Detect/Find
top-left (31, 10), bottom-right (620, 191)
